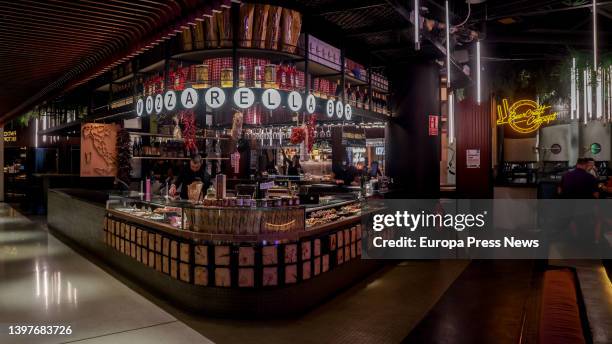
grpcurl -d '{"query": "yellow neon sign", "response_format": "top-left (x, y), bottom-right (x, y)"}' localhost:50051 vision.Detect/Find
top-left (496, 99), bottom-right (557, 134)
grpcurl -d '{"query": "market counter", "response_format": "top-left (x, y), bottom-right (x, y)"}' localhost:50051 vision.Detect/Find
top-left (47, 189), bottom-right (382, 317)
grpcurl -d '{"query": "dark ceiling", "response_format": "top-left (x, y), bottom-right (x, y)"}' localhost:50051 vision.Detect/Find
top-left (1, 0), bottom-right (611, 123)
top-left (0, 0), bottom-right (231, 124)
top-left (290, 0), bottom-right (612, 63)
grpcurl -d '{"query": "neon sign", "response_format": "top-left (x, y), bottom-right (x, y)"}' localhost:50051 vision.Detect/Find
top-left (496, 99), bottom-right (557, 134)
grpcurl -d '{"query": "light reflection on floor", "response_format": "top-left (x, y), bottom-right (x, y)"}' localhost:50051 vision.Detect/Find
top-left (0, 203), bottom-right (212, 344)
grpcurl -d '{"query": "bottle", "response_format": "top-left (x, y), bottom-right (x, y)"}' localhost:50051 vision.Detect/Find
top-left (132, 138), bottom-right (138, 157)
top-left (355, 87), bottom-right (362, 108)
top-left (335, 80), bottom-right (342, 98)
top-left (254, 65), bottom-right (263, 88)
top-left (279, 64), bottom-right (287, 89)
top-left (238, 64), bottom-right (246, 87)
top-left (382, 94), bottom-right (388, 115)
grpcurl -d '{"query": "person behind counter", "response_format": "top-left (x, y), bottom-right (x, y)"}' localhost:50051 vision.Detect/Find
top-left (332, 162), bottom-right (359, 186)
top-left (169, 154), bottom-right (211, 199)
top-left (369, 161), bottom-right (383, 178)
top-left (281, 149), bottom-right (303, 176)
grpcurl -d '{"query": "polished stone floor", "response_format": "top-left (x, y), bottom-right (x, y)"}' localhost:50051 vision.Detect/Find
top-left (0, 203), bottom-right (470, 344)
top-left (0, 203), bottom-right (213, 344)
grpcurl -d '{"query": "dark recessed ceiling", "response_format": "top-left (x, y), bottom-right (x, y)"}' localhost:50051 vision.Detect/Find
top-left (0, 0), bottom-right (230, 124)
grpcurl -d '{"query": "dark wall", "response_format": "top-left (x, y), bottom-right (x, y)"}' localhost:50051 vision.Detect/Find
top-left (456, 99), bottom-right (493, 198)
top-left (386, 62), bottom-right (440, 198)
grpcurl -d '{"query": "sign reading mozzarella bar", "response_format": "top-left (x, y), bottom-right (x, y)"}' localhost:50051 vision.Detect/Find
top-left (135, 87), bottom-right (351, 119)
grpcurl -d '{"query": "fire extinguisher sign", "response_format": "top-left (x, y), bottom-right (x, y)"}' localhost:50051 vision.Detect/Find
top-left (429, 115), bottom-right (439, 136)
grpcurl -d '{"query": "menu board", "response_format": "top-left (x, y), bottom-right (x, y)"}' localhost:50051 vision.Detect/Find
top-left (80, 123), bottom-right (118, 177)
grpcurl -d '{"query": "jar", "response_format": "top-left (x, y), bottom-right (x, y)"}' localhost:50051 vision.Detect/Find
top-left (221, 68), bottom-right (233, 88)
top-left (264, 64), bottom-right (277, 88)
top-left (195, 64), bottom-right (209, 85)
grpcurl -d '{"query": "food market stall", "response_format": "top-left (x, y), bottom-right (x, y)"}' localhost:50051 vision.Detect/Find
top-left (47, 2), bottom-right (390, 317)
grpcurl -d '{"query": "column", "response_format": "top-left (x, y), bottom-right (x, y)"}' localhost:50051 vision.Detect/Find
top-left (386, 62), bottom-right (441, 198)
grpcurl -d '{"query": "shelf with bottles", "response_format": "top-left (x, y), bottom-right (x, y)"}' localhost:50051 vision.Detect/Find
top-left (127, 131), bottom-right (229, 141)
top-left (131, 136), bottom-right (191, 158)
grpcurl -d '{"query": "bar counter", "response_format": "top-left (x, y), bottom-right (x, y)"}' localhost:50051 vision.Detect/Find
top-left (47, 188), bottom-right (383, 317)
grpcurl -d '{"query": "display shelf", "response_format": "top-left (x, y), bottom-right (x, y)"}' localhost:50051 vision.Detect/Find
top-left (172, 47), bottom-right (305, 64)
top-left (127, 132), bottom-right (230, 140)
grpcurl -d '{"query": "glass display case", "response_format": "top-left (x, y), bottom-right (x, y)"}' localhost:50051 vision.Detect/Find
top-left (304, 196), bottom-right (363, 228)
top-left (106, 196), bottom-right (306, 235)
top-left (106, 193), bottom-right (366, 235)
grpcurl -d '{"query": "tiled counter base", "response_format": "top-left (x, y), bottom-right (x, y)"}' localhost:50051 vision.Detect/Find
top-left (101, 210), bottom-right (380, 317)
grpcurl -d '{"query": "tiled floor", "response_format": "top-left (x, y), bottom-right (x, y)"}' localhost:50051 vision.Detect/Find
top-left (402, 260), bottom-right (539, 344)
top-left (0, 204), bottom-right (213, 344)
top-left (173, 260), bottom-right (468, 344)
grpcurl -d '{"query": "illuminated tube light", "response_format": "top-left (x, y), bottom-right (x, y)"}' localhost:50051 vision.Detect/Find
top-left (584, 69), bottom-right (588, 124)
top-left (594, 0), bottom-right (598, 70)
top-left (42, 115), bottom-right (47, 143)
top-left (476, 40), bottom-right (481, 104)
top-left (449, 92), bottom-right (455, 144)
top-left (34, 118), bottom-right (38, 148)
top-left (597, 67), bottom-right (603, 118)
top-left (588, 70), bottom-right (593, 119)
top-left (414, 0), bottom-right (420, 50)
top-left (571, 58), bottom-right (576, 120)
top-left (609, 66), bottom-right (612, 120)
top-left (445, 0), bottom-right (451, 88)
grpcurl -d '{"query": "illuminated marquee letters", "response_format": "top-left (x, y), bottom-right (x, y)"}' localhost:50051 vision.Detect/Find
top-left (233, 87), bottom-right (255, 109)
top-left (496, 98), bottom-right (557, 134)
top-left (326, 99), bottom-right (335, 117)
top-left (145, 96), bottom-right (153, 114)
top-left (136, 98), bottom-right (144, 116)
top-left (262, 89), bottom-right (281, 110)
top-left (344, 103), bottom-right (352, 120)
top-left (306, 94), bottom-right (316, 114)
top-left (134, 88), bottom-right (351, 119)
top-left (180, 88), bottom-right (198, 109)
top-left (335, 101), bottom-right (344, 119)
top-left (287, 91), bottom-right (303, 112)
top-left (164, 90), bottom-right (177, 111)
top-left (154, 94), bottom-right (163, 114)
top-left (205, 87), bottom-right (225, 108)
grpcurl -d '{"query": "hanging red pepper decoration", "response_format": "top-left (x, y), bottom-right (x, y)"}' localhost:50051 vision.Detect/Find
top-left (181, 110), bottom-right (197, 155)
top-left (306, 114), bottom-right (317, 153)
top-left (290, 126), bottom-right (305, 144)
